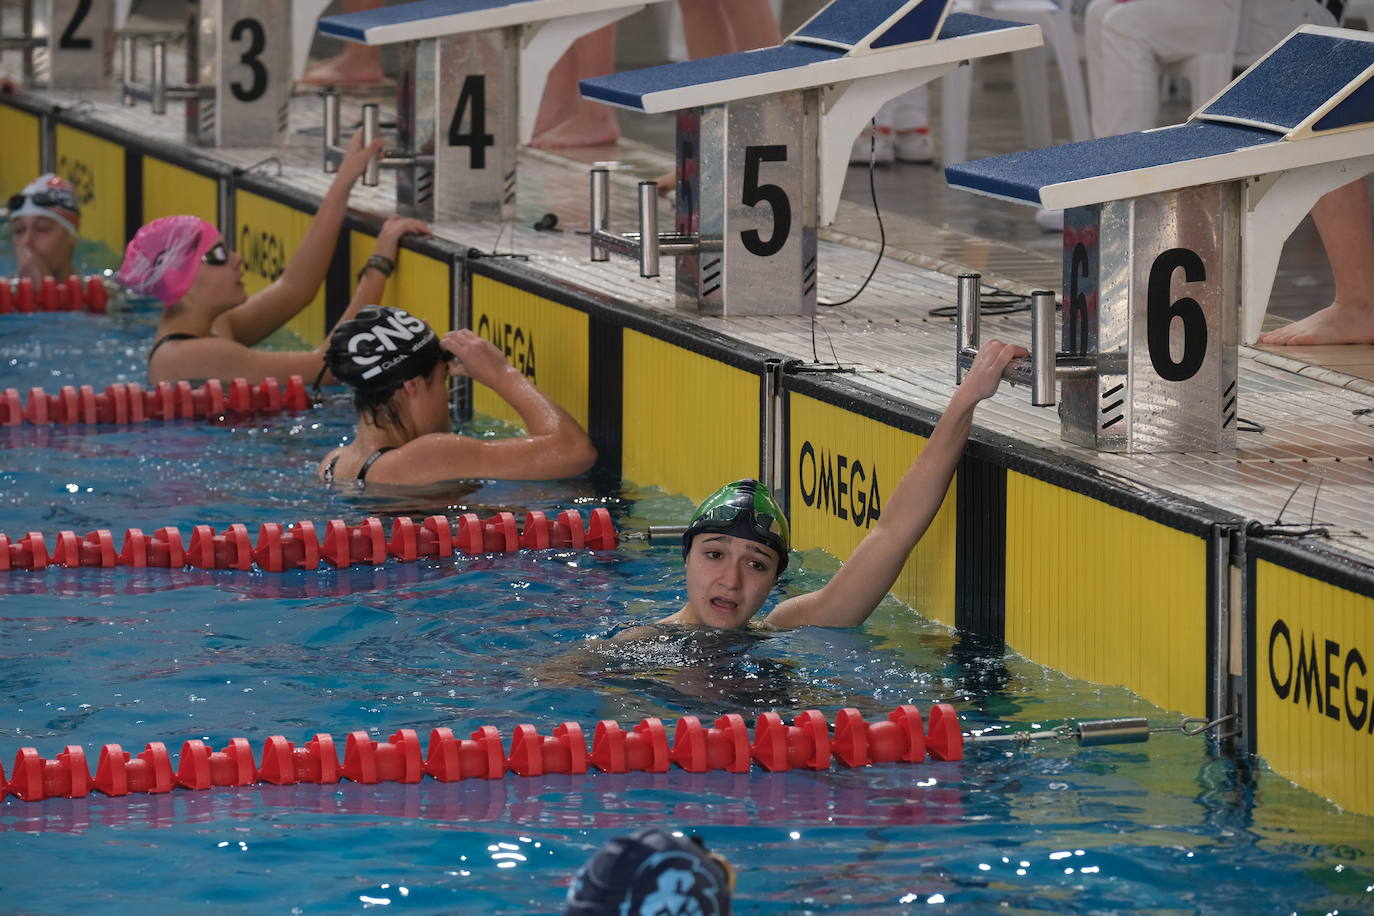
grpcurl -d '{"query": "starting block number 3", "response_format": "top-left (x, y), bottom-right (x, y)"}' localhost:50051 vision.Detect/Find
top-left (229, 17), bottom-right (269, 102)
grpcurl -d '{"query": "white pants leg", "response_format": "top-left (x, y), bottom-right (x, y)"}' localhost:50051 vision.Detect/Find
top-left (1086, 0), bottom-right (1243, 138)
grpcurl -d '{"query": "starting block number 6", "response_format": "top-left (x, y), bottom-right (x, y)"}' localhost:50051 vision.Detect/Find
top-left (1146, 248), bottom-right (1209, 383)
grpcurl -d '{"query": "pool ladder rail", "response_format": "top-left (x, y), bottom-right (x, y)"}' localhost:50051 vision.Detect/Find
top-left (0, 704), bottom-right (964, 803)
top-left (0, 508), bottom-right (619, 573)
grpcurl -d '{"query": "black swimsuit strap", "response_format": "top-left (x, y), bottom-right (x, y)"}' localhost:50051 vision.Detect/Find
top-left (356, 447), bottom-right (396, 482)
top-left (148, 332), bottom-right (201, 363)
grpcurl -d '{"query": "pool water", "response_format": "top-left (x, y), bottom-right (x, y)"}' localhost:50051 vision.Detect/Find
top-left (1, 249), bottom-right (1373, 914)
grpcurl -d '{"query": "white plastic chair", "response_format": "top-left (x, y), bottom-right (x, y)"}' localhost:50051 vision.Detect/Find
top-left (941, 0), bottom-right (1091, 164)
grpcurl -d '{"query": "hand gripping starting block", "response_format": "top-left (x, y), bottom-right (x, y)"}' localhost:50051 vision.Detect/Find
top-left (946, 25), bottom-right (1374, 453)
top-left (0, 0), bottom-right (115, 90)
top-left (118, 0), bottom-right (291, 148)
top-left (579, 0), bottom-right (1040, 316)
top-left (316, 0), bottom-right (672, 222)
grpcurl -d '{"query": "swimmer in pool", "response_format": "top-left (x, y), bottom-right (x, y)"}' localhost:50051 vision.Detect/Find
top-left (631, 340), bottom-right (1026, 635)
top-left (6, 174), bottom-right (80, 284)
top-left (119, 130), bottom-right (413, 386)
top-left (317, 306), bottom-right (596, 485)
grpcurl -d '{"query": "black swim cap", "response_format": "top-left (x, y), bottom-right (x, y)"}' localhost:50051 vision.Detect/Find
top-left (682, 479), bottom-right (790, 574)
top-left (564, 828), bottom-right (732, 916)
top-left (325, 305), bottom-right (443, 393)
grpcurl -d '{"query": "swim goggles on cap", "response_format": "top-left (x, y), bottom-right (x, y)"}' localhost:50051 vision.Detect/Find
top-left (201, 241), bottom-right (230, 266)
top-left (693, 503), bottom-right (785, 545)
top-left (6, 186), bottom-right (80, 216)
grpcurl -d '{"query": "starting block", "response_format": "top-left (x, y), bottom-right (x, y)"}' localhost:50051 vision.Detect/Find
top-left (946, 25), bottom-right (1374, 453)
top-left (580, 0), bottom-right (1041, 316)
top-left (0, 0), bottom-right (115, 90)
top-left (316, 0), bottom-right (671, 222)
top-left (118, 0), bottom-right (291, 148)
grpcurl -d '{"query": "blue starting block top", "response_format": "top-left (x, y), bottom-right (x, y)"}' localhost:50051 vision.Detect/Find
top-left (320, 0), bottom-right (655, 45)
top-left (791, 0), bottom-right (951, 52)
top-left (581, 13), bottom-right (1036, 112)
top-left (946, 25), bottom-right (1374, 209)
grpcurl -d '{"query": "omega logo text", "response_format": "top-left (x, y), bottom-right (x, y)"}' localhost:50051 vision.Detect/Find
top-left (476, 314), bottom-right (536, 380)
top-left (796, 440), bottom-right (881, 529)
top-left (238, 225), bottom-right (285, 281)
top-left (1268, 618), bottom-right (1370, 733)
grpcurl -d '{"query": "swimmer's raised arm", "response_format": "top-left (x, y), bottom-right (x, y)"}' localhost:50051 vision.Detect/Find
top-left (397, 330), bottom-right (597, 481)
top-left (213, 130), bottom-right (383, 347)
top-left (764, 340), bottom-right (1026, 630)
top-left (312, 214), bottom-right (431, 384)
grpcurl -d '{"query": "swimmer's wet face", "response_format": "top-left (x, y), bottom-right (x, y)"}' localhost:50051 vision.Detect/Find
top-left (682, 533), bottom-right (781, 629)
top-left (182, 235), bottom-right (245, 310)
top-left (10, 215), bottom-right (75, 277)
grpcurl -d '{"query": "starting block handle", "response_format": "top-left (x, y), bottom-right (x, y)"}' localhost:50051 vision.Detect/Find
top-left (955, 275), bottom-right (1091, 406)
top-left (638, 182), bottom-right (659, 278)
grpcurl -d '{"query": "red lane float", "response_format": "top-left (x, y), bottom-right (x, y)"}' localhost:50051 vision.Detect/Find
top-left (0, 275), bottom-right (108, 315)
top-left (1, 508), bottom-right (618, 573)
top-left (1, 705), bottom-right (964, 803)
top-left (0, 376), bottom-right (309, 426)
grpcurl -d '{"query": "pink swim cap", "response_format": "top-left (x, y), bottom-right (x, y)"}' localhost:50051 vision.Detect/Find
top-left (118, 215), bottom-right (221, 306)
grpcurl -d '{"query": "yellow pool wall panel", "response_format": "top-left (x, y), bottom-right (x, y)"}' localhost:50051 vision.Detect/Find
top-left (348, 231), bottom-right (452, 334)
top-left (1255, 560), bottom-right (1373, 817)
top-left (0, 104), bottom-right (41, 200)
top-left (235, 190), bottom-right (324, 345)
top-left (54, 124), bottom-right (125, 256)
top-left (142, 157), bottom-right (217, 227)
top-left (1005, 471), bottom-right (1207, 717)
top-left (468, 276), bottom-right (589, 429)
top-left (788, 394), bottom-right (956, 626)
top-left (622, 330), bottom-right (758, 504)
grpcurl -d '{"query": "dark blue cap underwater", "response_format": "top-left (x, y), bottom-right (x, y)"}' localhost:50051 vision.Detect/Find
top-left (563, 828), bottom-right (733, 916)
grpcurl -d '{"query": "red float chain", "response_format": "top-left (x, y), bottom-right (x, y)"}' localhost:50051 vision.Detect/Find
top-left (0, 508), bottom-right (618, 573)
top-left (0, 375), bottom-right (310, 426)
top-left (0, 275), bottom-right (109, 315)
top-left (0, 705), bottom-right (964, 803)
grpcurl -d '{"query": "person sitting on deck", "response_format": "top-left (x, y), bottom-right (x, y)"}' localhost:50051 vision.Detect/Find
top-left (624, 340), bottom-right (1024, 635)
top-left (317, 306), bottom-right (597, 486)
top-left (6, 174), bottom-right (80, 285)
top-left (119, 131), bottom-right (416, 385)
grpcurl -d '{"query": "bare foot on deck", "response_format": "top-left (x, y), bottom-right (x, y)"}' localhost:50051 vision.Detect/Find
top-left (297, 50), bottom-right (385, 88)
top-left (1257, 301), bottom-right (1374, 346)
top-left (530, 110), bottom-right (620, 149)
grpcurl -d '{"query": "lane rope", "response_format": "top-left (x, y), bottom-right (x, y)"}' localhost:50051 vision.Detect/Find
top-left (0, 705), bottom-right (964, 803)
top-left (0, 508), bottom-right (619, 572)
top-left (0, 275), bottom-right (109, 315)
top-left (0, 375), bottom-right (310, 426)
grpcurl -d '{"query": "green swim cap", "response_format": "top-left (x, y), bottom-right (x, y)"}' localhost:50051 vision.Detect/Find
top-left (682, 479), bottom-right (790, 574)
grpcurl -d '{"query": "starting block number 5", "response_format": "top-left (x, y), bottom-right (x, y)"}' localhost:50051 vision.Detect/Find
top-left (741, 145), bottom-right (792, 257)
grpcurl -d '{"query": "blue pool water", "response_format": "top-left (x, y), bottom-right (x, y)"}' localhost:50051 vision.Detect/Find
top-left (1, 247), bottom-right (1373, 914)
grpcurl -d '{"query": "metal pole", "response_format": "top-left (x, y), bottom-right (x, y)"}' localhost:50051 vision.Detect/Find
top-left (637, 181), bottom-right (659, 278)
top-left (362, 104), bottom-right (380, 186)
top-left (761, 358), bottom-right (785, 496)
top-left (151, 40), bottom-right (166, 115)
top-left (1030, 290), bottom-right (1056, 407)
top-left (589, 169), bottom-right (609, 262)
top-left (322, 92), bottom-right (340, 173)
top-left (956, 273), bottom-right (980, 382)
